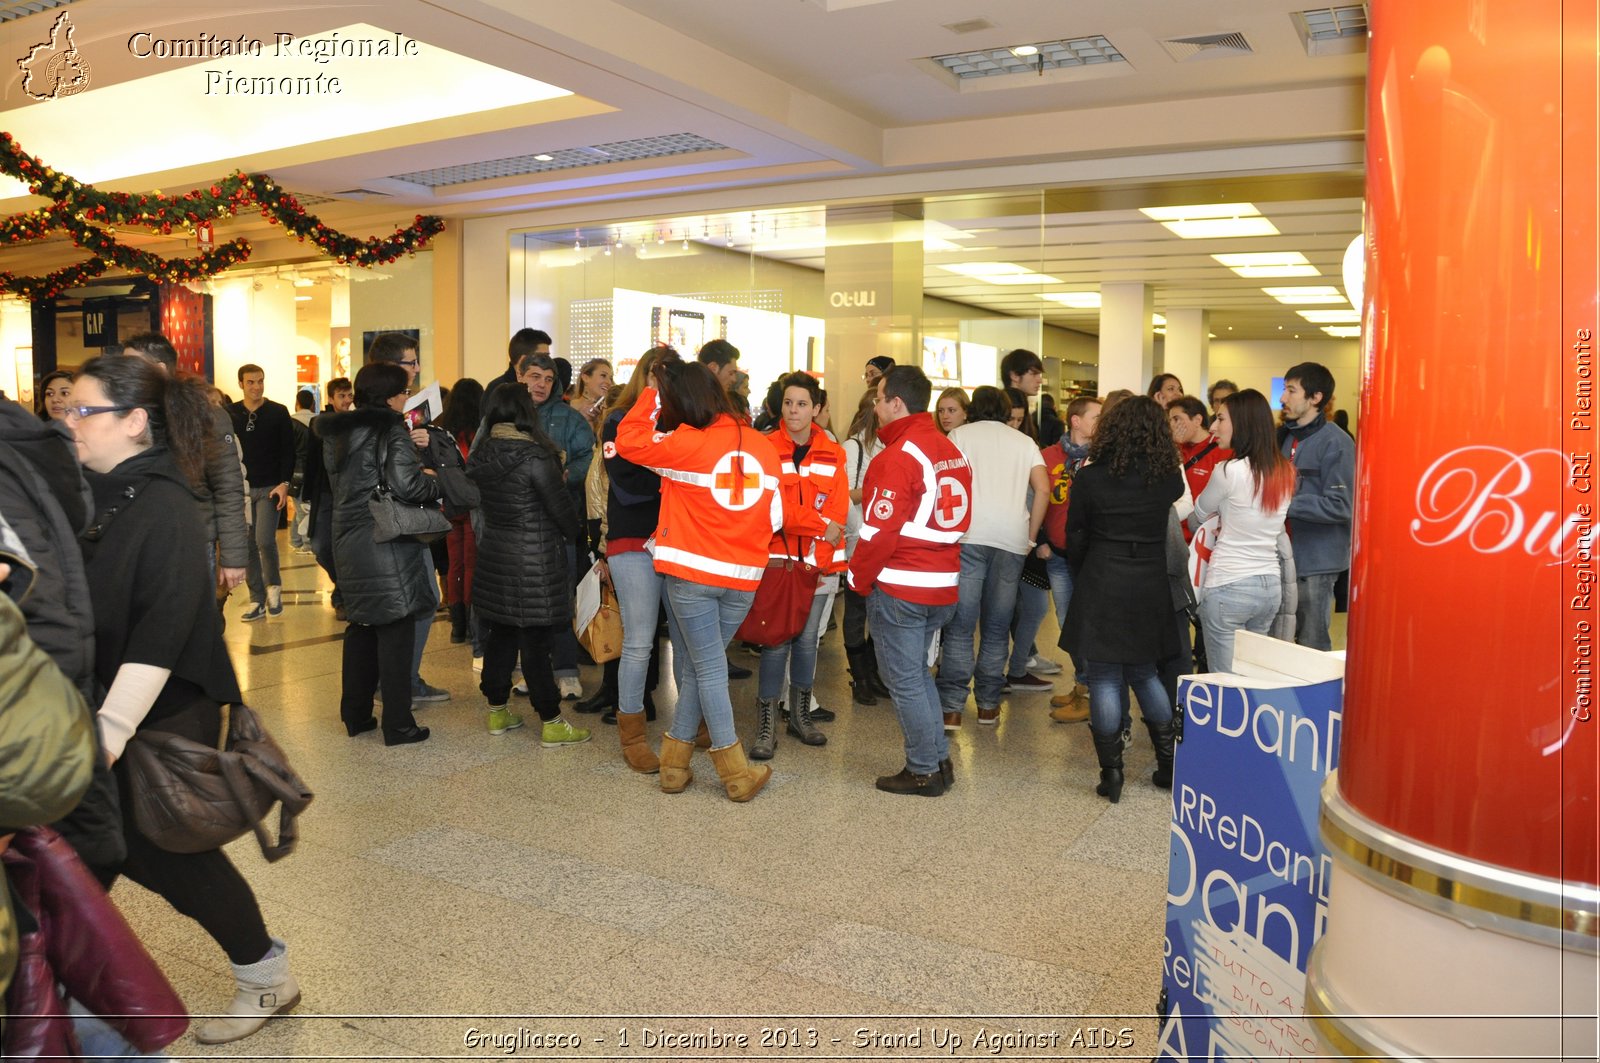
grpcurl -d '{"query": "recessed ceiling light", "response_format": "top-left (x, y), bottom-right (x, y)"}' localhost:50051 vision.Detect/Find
top-left (294, 295), bottom-right (312, 302)
top-left (1012, 44), bottom-right (1039, 57)
top-left (534, 153), bottom-right (554, 162)
top-left (1141, 203), bottom-right (1279, 240)
top-left (1152, 313), bottom-right (1166, 326)
top-left (1297, 309), bottom-right (1361, 323)
top-left (1322, 326), bottom-right (1362, 337)
top-left (940, 262), bottom-right (1060, 285)
top-left (1215, 251), bottom-right (1319, 278)
top-left (1040, 292), bottom-right (1101, 308)
top-left (1263, 285), bottom-right (1346, 304)
top-left (292, 277), bottom-right (314, 288)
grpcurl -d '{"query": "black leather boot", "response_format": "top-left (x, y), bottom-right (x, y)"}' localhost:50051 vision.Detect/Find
top-left (576, 660), bottom-right (618, 716)
top-left (448, 602), bottom-right (467, 644)
top-left (847, 644), bottom-right (878, 706)
top-left (786, 685), bottom-right (827, 746)
top-left (1146, 719), bottom-right (1176, 789)
top-left (749, 697), bottom-right (779, 760)
top-left (1092, 728), bottom-right (1125, 803)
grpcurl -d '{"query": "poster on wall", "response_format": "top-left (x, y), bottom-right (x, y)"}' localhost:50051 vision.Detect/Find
top-left (13, 346), bottom-right (33, 407)
top-left (1157, 634), bottom-right (1343, 1062)
top-left (921, 336), bottom-right (959, 384)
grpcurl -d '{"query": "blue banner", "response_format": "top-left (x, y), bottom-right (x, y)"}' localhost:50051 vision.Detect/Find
top-left (1156, 675), bottom-right (1343, 1062)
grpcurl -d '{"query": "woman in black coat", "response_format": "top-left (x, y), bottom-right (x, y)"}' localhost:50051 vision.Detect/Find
top-left (68, 355), bottom-right (296, 1044)
top-left (1059, 395), bottom-right (1183, 804)
top-left (466, 382), bottom-right (588, 745)
top-left (316, 363), bottom-right (441, 745)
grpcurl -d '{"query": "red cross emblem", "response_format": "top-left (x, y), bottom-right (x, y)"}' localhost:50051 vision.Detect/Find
top-left (710, 451), bottom-right (763, 511)
top-left (932, 476), bottom-right (969, 529)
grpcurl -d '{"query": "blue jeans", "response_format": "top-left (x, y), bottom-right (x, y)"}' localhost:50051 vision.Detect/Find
top-left (664, 576), bottom-right (754, 747)
top-left (759, 590), bottom-right (831, 699)
top-left (868, 588), bottom-right (955, 774)
top-left (1044, 551), bottom-right (1086, 680)
top-left (1200, 573), bottom-right (1280, 674)
top-left (412, 549), bottom-right (439, 688)
top-left (1295, 571), bottom-right (1337, 651)
top-left (1009, 579), bottom-right (1051, 678)
top-left (937, 544), bottom-right (1024, 712)
top-left (1083, 658), bottom-right (1172, 737)
top-left (243, 487), bottom-right (282, 604)
top-left (610, 550), bottom-right (665, 714)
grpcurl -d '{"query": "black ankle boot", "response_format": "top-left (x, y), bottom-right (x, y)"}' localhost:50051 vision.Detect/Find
top-left (1091, 729), bottom-right (1125, 803)
top-left (862, 638), bottom-right (892, 697)
top-left (847, 644), bottom-right (878, 705)
top-left (447, 602), bottom-right (467, 644)
top-left (1146, 719), bottom-right (1176, 789)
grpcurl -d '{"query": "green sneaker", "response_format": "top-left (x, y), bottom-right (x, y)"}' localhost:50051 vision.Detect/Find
top-left (486, 706), bottom-right (524, 736)
top-left (540, 718), bottom-right (591, 748)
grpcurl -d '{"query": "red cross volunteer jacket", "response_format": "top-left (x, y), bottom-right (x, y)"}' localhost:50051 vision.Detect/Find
top-left (847, 412), bottom-right (972, 605)
top-left (615, 387), bottom-right (782, 591)
top-left (767, 424), bottom-right (850, 574)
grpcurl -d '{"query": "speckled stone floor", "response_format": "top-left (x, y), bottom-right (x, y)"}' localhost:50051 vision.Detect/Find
top-left (114, 535), bottom-right (1346, 1061)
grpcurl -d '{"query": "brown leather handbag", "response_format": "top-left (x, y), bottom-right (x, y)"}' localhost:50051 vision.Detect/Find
top-left (122, 703), bottom-right (312, 863)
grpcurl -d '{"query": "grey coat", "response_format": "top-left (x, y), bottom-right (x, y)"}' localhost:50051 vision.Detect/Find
top-left (317, 407), bottom-right (443, 626)
top-left (203, 405), bottom-right (250, 568)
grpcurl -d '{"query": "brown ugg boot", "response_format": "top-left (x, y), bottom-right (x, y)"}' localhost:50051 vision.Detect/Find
top-left (709, 741), bottom-right (772, 802)
top-left (617, 710), bottom-right (659, 774)
top-left (659, 735), bottom-right (695, 793)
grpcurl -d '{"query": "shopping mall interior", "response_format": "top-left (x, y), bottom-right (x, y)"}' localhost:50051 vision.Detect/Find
top-left (11, 2), bottom-right (1589, 1061)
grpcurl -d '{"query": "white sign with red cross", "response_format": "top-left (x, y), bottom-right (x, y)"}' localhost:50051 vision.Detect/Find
top-left (932, 476), bottom-right (969, 529)
top-left (710, 450), bottom-right (764, 511)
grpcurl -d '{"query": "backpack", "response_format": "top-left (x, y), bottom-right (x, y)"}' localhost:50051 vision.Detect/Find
top-left (424, 425), bottom-right (481, 518)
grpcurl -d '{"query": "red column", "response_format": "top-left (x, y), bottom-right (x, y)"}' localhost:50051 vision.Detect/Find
top-left (1343, 0), bottom-right (1597, 885)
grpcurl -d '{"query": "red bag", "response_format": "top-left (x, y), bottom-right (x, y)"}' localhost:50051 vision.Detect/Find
top-left (735, 533), bottom-right (820, 647)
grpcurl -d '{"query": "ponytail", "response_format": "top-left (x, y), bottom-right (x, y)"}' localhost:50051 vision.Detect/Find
top-left (76, 355), bottom-right (216, 488)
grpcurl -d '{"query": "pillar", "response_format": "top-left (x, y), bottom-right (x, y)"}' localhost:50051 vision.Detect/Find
top-left (1096, 282), bottom-right (1152, 395)
top-left (1306, 2), bottom-right (1598, 1058)
top-left (823, 204), bottom-right (922, 405)
top-left (1162, 307), bottom-right (1208, 398)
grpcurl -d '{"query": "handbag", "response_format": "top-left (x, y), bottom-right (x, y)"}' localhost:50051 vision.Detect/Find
top-left (369, 431), bottom-right (450, 544)
top-left (427, 429), bottom-right (481, 517)
top-left (122, 702), bottom-right (313, 862)
top-left (735, 530), bottom-right (820, 647)
top-left (575, 568), bottom-right (624, 663)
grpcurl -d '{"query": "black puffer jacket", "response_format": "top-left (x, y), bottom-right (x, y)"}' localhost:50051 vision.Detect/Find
top-left (468, 424), bottom-right (579, 628)
top-left (316, 407), bottom-right (442, 626)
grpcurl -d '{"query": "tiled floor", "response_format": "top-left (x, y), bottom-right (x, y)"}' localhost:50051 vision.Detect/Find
top-left (117, 538), bottom-right (1347, 1060)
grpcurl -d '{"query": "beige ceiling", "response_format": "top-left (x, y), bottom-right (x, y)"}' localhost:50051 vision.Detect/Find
top-left (0, 0), bottom-right (1368, 341)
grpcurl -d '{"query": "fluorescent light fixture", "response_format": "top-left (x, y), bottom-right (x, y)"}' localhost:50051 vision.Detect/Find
top-left (924, 239), bottom-right (964, 252)
top-left (292, 278), bottom-right (314, 288)
top-left (1152, 313), bottom-right (1167, 326)
top-left (1141, 203), bottom-right (1279, 240)
top-left (1040, 292), bottom-right (1101, 308)
top-left (1297, 309), bottom-right (1361, 323)
top-left (1322, 326), bottom-right (1362, 337)
top-left (294, 295), bottom-right (312, 302)
top-left (939, 262), bottom-right (1059, 285)
top-left (1262, 285), bottom-right (1346, 304)
top-left (1214, 251), bottom-right (1320, 278)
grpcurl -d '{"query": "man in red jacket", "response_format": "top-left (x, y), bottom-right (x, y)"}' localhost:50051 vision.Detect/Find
top-left (848, 366), bottom-right (972, 796)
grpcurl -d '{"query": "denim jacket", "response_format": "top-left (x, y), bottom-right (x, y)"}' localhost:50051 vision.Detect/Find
top-left (1278, 416), bottom-right (1355, 576)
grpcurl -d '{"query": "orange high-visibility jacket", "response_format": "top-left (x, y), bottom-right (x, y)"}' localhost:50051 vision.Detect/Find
top-left (615, 388), bottom-right (782, 590)
top-left (765, 424), bottom-right (850, 574)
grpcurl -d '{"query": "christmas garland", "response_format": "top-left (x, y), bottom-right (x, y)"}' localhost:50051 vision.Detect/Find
top-left (0, 132), bottom-right (445, 298)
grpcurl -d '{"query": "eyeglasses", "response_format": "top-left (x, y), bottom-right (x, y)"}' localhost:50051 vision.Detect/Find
top-left (64, 404), bottom-right (135, 421)
top-left (399, 358), bottom-right (420, 369)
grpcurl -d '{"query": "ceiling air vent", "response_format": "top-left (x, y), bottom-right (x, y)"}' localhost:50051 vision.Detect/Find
top-left (942, 18), bottom-right (995, 35)
top-left (389, 133), bottom-right (727, 189)
top-left (1159, 32), bottom-right (1253, 62)
top-left (929, 36), bottom-right (1126, 81)
top-left (1292, 5), bottom-right (1369, 56)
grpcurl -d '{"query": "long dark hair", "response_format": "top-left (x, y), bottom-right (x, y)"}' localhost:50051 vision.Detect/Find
top-left (1087, 395), bottom-right (1180, 486)
top-left (35, 369), bottom-right (71, 420)
top-left (76, 355), bottom-right (213, 487)
top-left (654, 354), bottom-right (732, 432)
top-left (481, 380), bottom-right (555, 449)
top-left (1221, 389), bottom-right (1295, 509)
top-left (438, 377), bottom-right (484, 437)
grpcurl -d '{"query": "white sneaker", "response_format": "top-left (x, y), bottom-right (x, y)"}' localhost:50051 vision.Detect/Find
top-left (558, 676), bottom-right (583, 700)
top-left (266, 585), bottom-right (283, 616)
top-left (1026, 654), bottom-right (1063, 675)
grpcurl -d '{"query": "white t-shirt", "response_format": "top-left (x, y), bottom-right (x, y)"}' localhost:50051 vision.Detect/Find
top-left (948, 420), bottom-right (1044, 554)
top-left (1190, 459), bottom-right (1290, 588)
